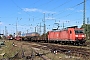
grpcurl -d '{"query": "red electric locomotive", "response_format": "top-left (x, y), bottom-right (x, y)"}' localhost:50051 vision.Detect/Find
top-left (48, 26), bottom-right (86, 45)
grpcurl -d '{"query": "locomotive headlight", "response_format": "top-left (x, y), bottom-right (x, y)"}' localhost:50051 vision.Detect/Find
top-left (75, 35), bottom-right (78, 37)
top-left (82, 35), bottom-right (84, 37)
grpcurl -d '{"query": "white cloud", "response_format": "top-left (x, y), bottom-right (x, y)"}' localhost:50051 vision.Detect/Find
top-left (77, 10), bottom-right (83, 12)
top-left (22, 8), bottom-right (56, 13)
top-left (45, 17), bottom-right (55, 20)
top-left (67, 8), bottom-right (74, 10)
top-left (0, 22), bottom-right (3, 25)
top-left (23, 8), bottom-right (41, 12)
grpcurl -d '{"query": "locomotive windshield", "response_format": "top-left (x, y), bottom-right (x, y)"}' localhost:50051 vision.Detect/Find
top-left (75, 30), bottom-right (84, 34)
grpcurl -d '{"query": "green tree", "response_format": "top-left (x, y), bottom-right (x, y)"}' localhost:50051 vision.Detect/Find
top-left (81, 24), bottom-right (90, 40)
top-left (9, 34), bottom-right (13, 37)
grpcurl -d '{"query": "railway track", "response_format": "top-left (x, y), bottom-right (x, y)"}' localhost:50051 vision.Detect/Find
top-left (2, 40), bottom-right (90, 60)
top-left (23, 40), bottom-right (90, 58)
top-left (30, 42), bottom-right (90, 60)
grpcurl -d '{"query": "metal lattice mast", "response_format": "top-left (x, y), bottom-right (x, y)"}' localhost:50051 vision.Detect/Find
top-left (5, 26), bottom-right (7, 36)
top-left (40, 23), bottom-right (41, 35)
top-left (87, 17), bottom-right (89, 24)
top-left (43, 13), bottom-right (46, 34)
top-left (16, 17), bottom-right (18, 36)
top-left (83, 0), bottom-right (86, 25)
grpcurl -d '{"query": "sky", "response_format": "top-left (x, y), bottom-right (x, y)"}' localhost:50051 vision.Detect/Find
top-left (0, 0), bottom-right (90, 35)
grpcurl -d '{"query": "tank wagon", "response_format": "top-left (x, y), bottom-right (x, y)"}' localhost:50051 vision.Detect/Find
top-left (48, 26), bottom-right (86, 45)
top-left (22, 32), bottom-right (40, 41)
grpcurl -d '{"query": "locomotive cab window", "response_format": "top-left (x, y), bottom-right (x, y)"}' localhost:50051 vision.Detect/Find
top-left (75, 30), bottom-right (84, 34)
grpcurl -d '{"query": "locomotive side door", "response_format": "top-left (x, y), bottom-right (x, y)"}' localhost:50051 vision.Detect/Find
top-left (69, 29), bottom-right (73, 40)
top-left (70, 30), bottom-right (72, 40)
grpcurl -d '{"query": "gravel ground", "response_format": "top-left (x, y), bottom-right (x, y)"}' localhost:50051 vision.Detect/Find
top-left (0, 40), bottom-right (90, 60)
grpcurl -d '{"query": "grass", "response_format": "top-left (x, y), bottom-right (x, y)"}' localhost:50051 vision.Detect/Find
top-left (86, 39), bottom-right (90, 42)
top-left (0, 40), bottom-right (20, 59)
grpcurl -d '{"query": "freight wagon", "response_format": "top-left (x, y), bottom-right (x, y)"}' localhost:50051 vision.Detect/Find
top-left (15, 36), bottom-right (22, 41)
top-left (6, 35), bottom-right (14, 40)
top-left (48, 26), bottom-right (86, 45)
